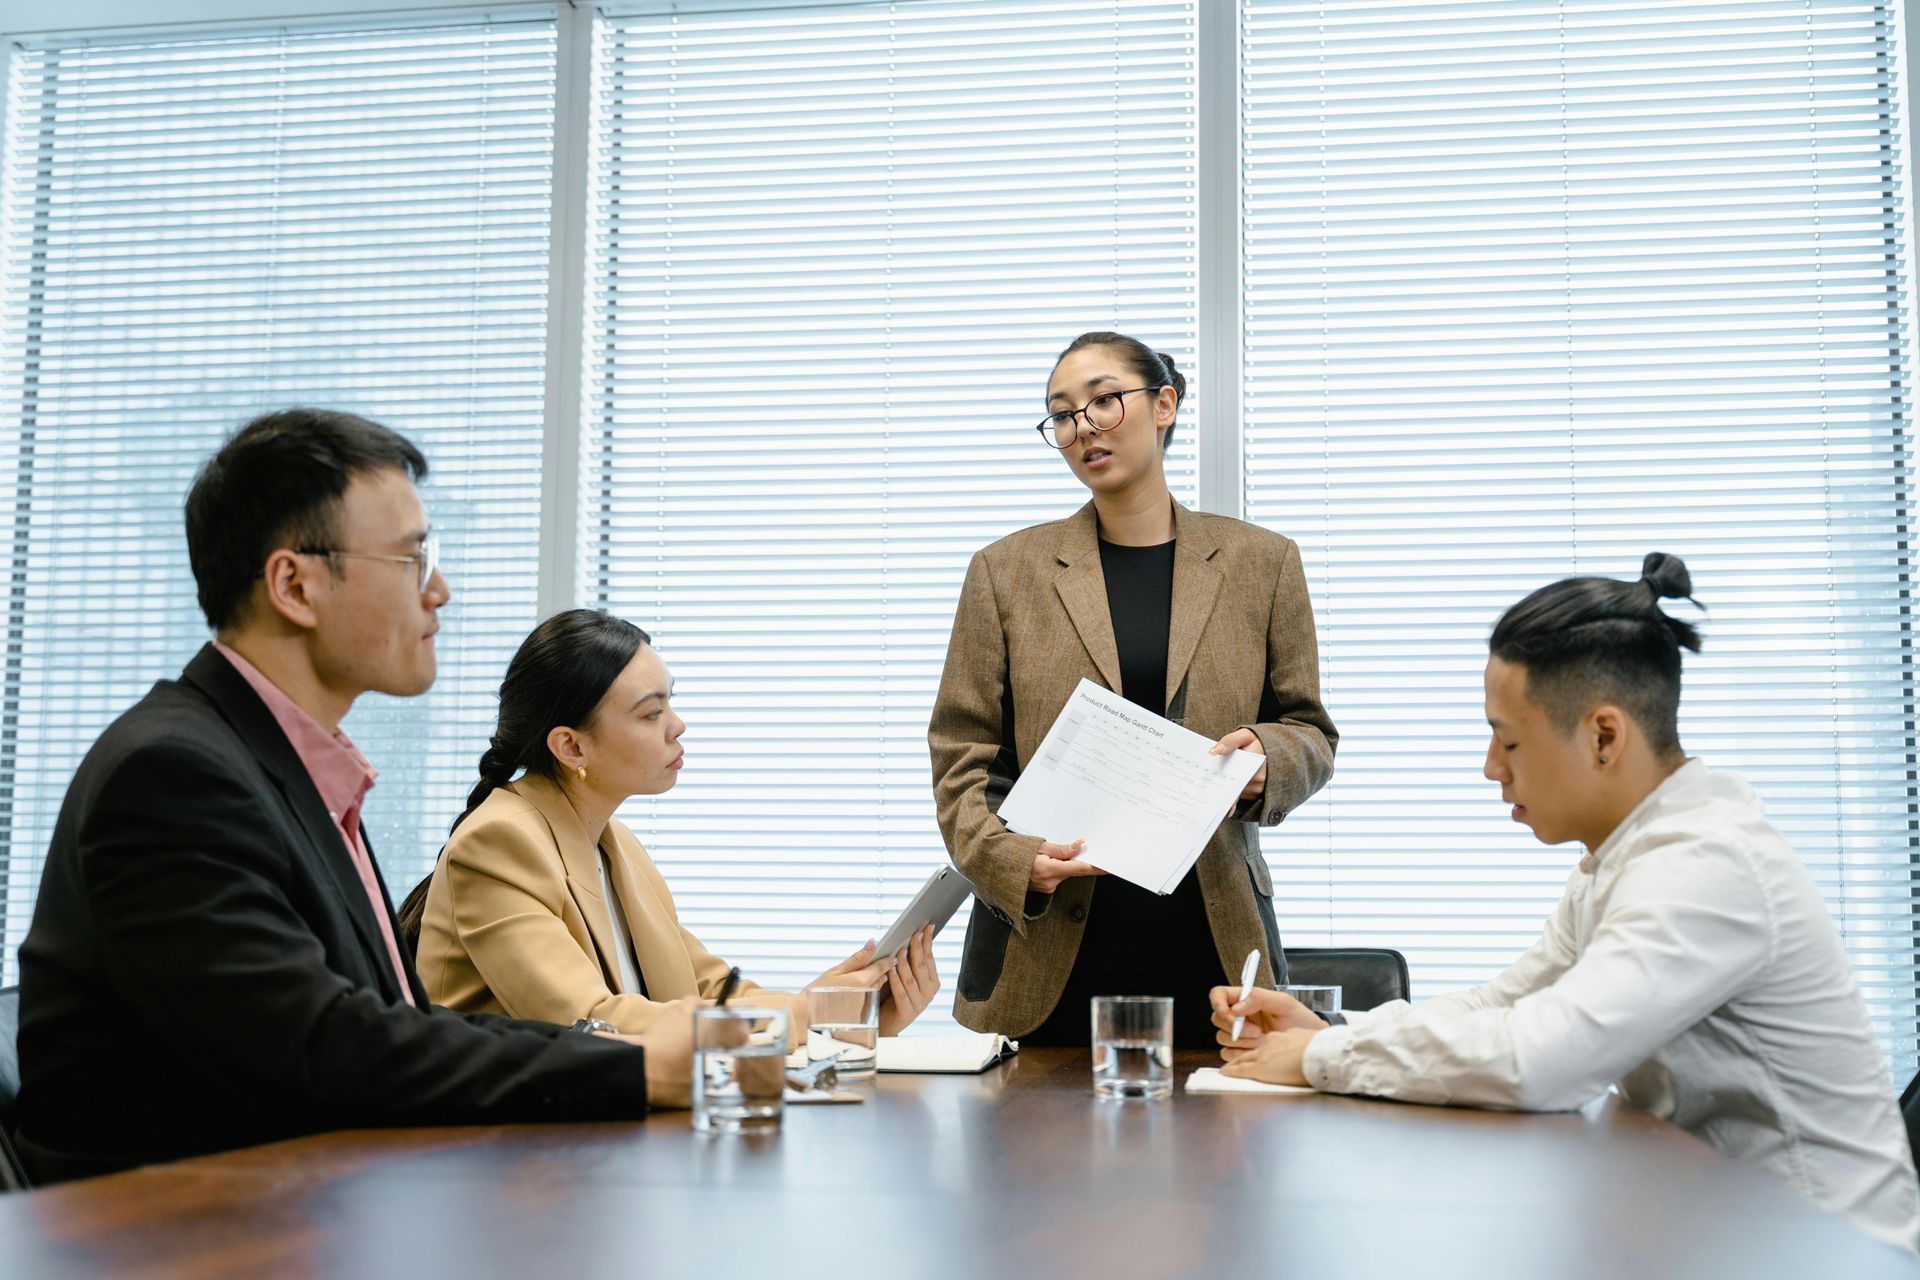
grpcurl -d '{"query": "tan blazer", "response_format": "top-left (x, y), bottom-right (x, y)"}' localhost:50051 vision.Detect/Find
top-left (416, 772), bottom-right (799, 1032)
top-left (929, 500), bottom-right (1338, 1037)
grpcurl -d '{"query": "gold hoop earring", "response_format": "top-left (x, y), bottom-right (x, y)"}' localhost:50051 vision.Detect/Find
top-left (576, 765), bottom-right (588, 781)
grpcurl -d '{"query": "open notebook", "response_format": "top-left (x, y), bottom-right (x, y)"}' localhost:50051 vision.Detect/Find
top-left (878, 1033), bottom-right (1016, 1074)
top-left (1184, 1068), bottom-right (1318, 1096)
top-left (789, 1033), bottom-right (1016, 1076)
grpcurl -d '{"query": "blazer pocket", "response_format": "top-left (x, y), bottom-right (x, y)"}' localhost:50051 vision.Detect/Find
top-left (957, 895), bottom-right (1012, 1003)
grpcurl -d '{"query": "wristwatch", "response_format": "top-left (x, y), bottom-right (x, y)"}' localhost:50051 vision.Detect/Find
top-left (1321, 1011), bottom-right (1348, 1028)
top-left (570, 1017), bottom-right (619, 1035)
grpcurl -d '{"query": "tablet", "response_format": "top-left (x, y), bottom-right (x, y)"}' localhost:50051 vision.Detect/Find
top-left (874, 865), bottom-right (975, 958)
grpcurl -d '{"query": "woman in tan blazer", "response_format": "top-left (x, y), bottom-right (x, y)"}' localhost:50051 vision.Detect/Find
top-left (929, 331), bottom-right (1338, 1048)
top-left (408, 609), bottom-right (940, 1035)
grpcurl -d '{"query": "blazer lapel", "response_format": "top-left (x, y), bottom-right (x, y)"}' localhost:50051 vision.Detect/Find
top-left (179, 644), bottom-right (403, 1003)
top-left (1164, 502), bottom-right (1225, 715)
top-left (599, 825), bottom-right (701, 1000)
top-left (512, 774), bottom-right (630, 989)
top-left (1052, 502), bottom-right (1124, 692)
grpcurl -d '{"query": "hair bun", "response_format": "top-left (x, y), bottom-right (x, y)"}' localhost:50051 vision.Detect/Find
top-left (1155, 351), bottom-right (1187, 401)
top-left (1640, 551), bottom-right (1692, 602)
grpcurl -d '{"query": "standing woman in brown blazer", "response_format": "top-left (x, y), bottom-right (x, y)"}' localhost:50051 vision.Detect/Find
top-left (929, 331), bottom-right (1338, 1049)
top-left (405, 609), bottom-right (940, 1035)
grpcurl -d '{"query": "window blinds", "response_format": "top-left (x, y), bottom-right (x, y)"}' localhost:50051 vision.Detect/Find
top-left (1240, 0), bottom-right (1917, 1074)
top-left (0, 0), bottom-right (1910, 1074)
top-left (582, 0), bottom-right (1198, 1014)
top-left (0, 15), bottom-right (560, 980)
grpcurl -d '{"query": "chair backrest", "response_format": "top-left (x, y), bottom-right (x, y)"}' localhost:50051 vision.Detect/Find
top-left (0, 985), bottom-right (28, 1190)
top-left (1281, 947), bottom-right (1410, 1013)
top-left (1899, 1070), bottom-right (1920, 1169)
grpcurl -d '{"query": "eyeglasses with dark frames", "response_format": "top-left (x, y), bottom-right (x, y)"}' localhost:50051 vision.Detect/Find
top-left (1034, 386), bottom-right (1165, 450)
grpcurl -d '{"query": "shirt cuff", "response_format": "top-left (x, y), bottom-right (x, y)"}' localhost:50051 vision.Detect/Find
top-left (1302, 1023), bottom-right (1359, 1093)
top-left (1338, 1004), bottom-right (1385, 1031)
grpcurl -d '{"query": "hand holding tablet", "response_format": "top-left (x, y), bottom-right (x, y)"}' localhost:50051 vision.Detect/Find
top-left (874, 865), bottom-right (974, 958)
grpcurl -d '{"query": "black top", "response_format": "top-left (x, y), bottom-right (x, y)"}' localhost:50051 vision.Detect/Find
top-left (14, 644), bottom-right (655, 1183)
top-left (1024, 539), bottom-right (1227, 1050)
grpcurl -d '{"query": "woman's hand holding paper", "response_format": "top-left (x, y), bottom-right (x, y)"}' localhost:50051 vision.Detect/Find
top-left (1028, 838), bottom-right (1105, 893)
top-left (1209, 728), bottom-right (1270, 804)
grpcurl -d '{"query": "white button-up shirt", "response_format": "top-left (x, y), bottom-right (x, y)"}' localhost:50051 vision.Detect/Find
top-left (1302, 759), bottom-right (1920, 1254)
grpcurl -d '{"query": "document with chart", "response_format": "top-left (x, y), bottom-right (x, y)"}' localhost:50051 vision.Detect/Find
top-left (997, 679), bottom-right (1263, 894)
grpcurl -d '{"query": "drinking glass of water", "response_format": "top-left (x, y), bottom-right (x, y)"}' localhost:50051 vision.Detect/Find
top-left (1090, 995), bottom-right (1174, 1100)
top-left (692, 1005), bottom-right (790, 1133)
top-left (1281, 985), bottom-right (1343, 1022)
top-left (806, 985), bottom-right (882, 1081)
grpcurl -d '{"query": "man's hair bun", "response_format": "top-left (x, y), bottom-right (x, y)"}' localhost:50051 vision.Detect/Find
top-left (1640, 551), bottom-right (1692, 602)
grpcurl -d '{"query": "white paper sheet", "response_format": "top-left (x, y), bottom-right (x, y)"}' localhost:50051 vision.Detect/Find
top-left (997, 678), bottom-right (1263, 893)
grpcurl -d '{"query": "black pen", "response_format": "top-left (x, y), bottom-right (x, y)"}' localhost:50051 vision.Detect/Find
top-left (714, 965), bottom-right (742, 1007)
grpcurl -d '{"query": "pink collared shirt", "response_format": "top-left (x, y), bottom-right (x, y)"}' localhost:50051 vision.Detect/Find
top-left (214, 642), bottom-right (417, 1007)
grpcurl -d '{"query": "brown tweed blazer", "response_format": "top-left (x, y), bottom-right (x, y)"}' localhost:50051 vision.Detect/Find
top-left (928, 499), bottom-right (1338, 1037)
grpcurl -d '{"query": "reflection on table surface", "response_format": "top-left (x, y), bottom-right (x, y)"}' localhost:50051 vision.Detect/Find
top-left (1, 1048), bottom-right (1910, 1280)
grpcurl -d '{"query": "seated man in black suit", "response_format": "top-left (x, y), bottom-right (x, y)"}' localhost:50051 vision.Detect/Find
top-left (14, 408), bottom-right (692, 1182)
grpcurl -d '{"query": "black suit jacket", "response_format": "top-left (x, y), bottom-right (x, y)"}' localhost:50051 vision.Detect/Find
top-left (14, 644), bottom-right (652, 1181)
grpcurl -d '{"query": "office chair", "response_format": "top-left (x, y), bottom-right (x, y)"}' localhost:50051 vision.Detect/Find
top-left (0, 985), bottom-right (29, 1190)
top-left (1281, 948), bottom-right (1410, 1013)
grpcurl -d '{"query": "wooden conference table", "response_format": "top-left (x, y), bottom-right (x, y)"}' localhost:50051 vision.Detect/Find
top-left (0, 1049), bottom-right (1910, 1279)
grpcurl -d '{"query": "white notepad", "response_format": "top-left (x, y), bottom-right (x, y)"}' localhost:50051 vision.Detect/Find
top-left (1184, 1067), bottom-right (1318, 1096)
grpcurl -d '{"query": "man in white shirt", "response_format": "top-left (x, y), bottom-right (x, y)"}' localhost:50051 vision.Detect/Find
top-left (1214, 552), bottom-right (1920, 1254)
